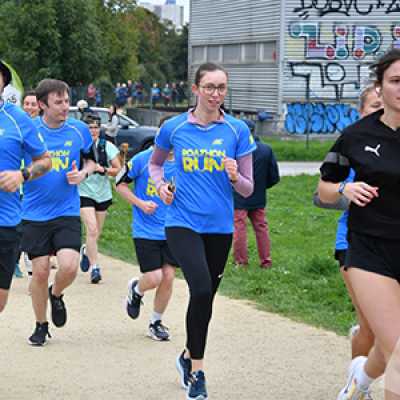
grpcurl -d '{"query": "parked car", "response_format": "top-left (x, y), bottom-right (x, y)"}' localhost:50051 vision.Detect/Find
top-left (68, 107), bottom-right (156, 158)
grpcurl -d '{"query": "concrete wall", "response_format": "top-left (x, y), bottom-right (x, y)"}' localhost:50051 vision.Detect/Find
top-left (126, 107), bottom-right (186, 127)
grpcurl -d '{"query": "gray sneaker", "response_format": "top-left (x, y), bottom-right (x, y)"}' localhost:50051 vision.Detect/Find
top-left (125, 278), bottom-right (143, 319)
top-left (147, 320), bottom-right (170, 341)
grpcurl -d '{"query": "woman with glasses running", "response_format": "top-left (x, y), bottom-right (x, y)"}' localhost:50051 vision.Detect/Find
top-left (149, 62), bottom-right (256, 400)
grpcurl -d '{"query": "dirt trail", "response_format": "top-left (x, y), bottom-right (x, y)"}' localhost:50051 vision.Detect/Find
top-left (0, 254), bottom-right (384, 399)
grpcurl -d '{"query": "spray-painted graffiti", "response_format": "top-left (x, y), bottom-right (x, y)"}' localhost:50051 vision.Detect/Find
top-left (284, 103), bottom-right (361, 134)
top-left (290, 22), bottom-right (383, 60)
top-left (294, 1), bottom-right (400, 20)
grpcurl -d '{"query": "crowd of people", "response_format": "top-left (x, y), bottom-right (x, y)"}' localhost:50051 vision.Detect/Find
top-left (2, 46), bottom-right (400, 400)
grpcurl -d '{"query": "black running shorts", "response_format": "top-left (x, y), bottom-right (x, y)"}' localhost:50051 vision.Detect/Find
top-left (345, 230), bottom-right (400, 283)
top-left (21, 216), bottom-right (81, 260)
top-left (134, 238), bottom-right (178, 273)
top-left (80, 197), bottom-right (112, 212)
top-left (335, 249), bottom-right (347, 268)
top-left (0, 225), bottom-right (22, 290)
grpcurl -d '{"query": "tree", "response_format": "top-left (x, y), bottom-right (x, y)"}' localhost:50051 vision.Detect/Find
top-left (0, 0), bottom-right (104, 88)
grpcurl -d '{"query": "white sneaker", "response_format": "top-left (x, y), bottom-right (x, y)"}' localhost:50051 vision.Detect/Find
top-left (349, 325), bottom-right (360, 343)
top-left (337, 356), bottom-right (370, 400)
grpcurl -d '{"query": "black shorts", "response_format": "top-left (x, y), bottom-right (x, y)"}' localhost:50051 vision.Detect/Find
top-left (21, 216), bottom-right (81, 260)
top-left (80, 197), bottom-right (112, 212)
top-left (345, 230), bottom-right (400, 283)
top-left (134, 238), bottom-right (178, 273)
top-left (0, 225), bottom-right (22, 290)
top-left (335, 249), bottom-right (347, 268)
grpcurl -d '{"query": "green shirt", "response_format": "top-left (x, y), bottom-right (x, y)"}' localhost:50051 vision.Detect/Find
top-left (78, 140), bottom-right (119, 203)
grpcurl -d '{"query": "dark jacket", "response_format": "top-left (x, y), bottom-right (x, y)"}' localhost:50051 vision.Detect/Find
top-left (234, 136), bottom-right (280, 210)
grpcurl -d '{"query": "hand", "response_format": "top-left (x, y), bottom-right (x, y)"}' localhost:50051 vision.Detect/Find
top-left (0, 170), bottom-right (24, 193)
top-left (222, 156), bottom-right (238, 182)
top-left (140, 200), bottom-right (158, 215)
top-left (103, 125), bottom-right (108, 131)
top-left (343, 182), bottom-right (379, 207)
top-left (159, 184), bottom-right (174, 205)
top-left (94, 163), bottom-right (104, 173)
top-left (66, 161), bottom-right (85, 185)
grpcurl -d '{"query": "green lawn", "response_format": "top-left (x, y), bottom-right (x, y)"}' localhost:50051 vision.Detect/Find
top-left (98, 172), bottom-right (355, 337)
top-left (260, 138), bottom-right (335, 161)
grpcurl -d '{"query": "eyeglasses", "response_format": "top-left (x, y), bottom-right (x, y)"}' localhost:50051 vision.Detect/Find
top-left (199, 84), bottom-right (228, 95)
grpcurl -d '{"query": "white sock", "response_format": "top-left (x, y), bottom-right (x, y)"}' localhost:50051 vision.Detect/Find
top-left (134, 285), bottom-right (144, 297)
top-left (91, 264), bottom-right (98, 271)
top-left (151, 311), bottom-right (163, 324)
top-left (356, 364), bottom-right (374, 390)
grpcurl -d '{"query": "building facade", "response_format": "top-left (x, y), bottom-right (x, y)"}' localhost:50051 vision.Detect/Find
top-left (139, 1), bottom-right (184, 33)
top-left (188, 0), bottom-right (400, 134)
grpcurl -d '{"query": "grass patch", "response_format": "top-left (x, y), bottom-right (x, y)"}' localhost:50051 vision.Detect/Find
top-left (98, 175), bottom-right (355, 336)
top-left (260, 138), bottom-right (335, 161)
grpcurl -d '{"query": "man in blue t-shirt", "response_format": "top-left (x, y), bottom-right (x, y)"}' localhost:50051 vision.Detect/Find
top-left (233, 119), bottom-right (280, 269)
top-left (21, 79), bottom-right (97, 346)
top-left (0, 60), bottom-right (52, 315)
top-left (115, 146), bottom-right (178, 341)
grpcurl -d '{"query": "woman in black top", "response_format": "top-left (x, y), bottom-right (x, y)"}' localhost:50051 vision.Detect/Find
top-left (319, 47), bottom-right (400, 400)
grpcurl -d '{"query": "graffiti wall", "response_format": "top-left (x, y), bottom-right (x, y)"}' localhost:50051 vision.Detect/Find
top-left (284, 0), bottom-right (400, 134)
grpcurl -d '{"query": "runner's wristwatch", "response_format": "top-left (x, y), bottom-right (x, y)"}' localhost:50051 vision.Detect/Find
top-left (21, 167), bottom-right (30, 182)
top-left (338, 182), bottom-right (346, 195)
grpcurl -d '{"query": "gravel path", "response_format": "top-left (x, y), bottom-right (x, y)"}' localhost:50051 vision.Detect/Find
top-left (0, 254), bottom-right (385, 399)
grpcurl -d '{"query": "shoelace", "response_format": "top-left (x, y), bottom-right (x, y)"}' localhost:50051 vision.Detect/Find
top-left (54, 295), bottom-right (64, 311)
top-left (155, 322), bottom-right (169, 333)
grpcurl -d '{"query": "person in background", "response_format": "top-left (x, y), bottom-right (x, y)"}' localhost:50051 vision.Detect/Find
top-left (87, 84), bottom-right (96, 107)
top-left (177, 81), bottom-right (186, 104)
top-left (135, 79), bottom-right (144, 107)
top-left (233, 118), bottom-right (280, 269)
top-left (115, 82), bottom-right (120, 106)
top-left (318, 47), bottom-right (400, 400)
top-left (79, 114), bottom-right (121, 284)
top-left (116, 115), bottom-right (178, 341)
top-left (162, 83), bottom-right (171, 107)
top-left (171, 82), bottom-right (178, 107)
top-left (77, 99), bottom-right (94, 120)
top-left (149, 62), bottom-right (256, 400)
top-left (151, 82), bottom-right (160, 107)
top-left (103, 104), bottom-right (119, 145)
top-left (0, 60), bottom-right (51, 314)
top-left (127, 80), bottom-right (134, 107)
top-left (118, 83), bottom-right (128, 113)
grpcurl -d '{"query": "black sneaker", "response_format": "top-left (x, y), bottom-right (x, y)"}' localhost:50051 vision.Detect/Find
top-left (125, 278), bottom-right (143, 319)
top-left (49, 284), bottom-right (67, 327)
top-left (175, 350), bottom-right (192, 390)
top-left (187, 370), bottom-right (208, 400)
top-left (147, 320), bottom-right (170, 341)
top-left (28, 322), bottom-right (52, 346)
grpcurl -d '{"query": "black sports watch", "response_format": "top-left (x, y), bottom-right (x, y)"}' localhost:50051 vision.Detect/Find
top-left (103, 166), bottom-right (108, 174)
top-left (21, 167), bottom-right (30, 182)
top-left (338, 182), bottom-right (346, 195)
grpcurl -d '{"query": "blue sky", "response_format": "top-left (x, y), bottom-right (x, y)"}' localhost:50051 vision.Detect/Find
top-left (139, 0), bottom-right (190, 23)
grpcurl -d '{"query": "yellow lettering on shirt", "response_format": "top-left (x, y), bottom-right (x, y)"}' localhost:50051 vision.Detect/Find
top-left (52, 157), bottom-right (69, 172)
top-left (146, 178), bottom-right (159, 197)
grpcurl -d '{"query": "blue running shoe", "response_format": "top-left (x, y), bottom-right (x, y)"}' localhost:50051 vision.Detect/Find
top-left (125, 278), bottom-right (143, 319)
top-left (14, 263), bottom-right (24, 277)
top-left (80, 245), bottom-right (90, 272)
top-left (187, 371), bottom-right (208, 400)
top-left (175, 350), bottom-right (191, 389)
top-left (91, 267), bottom-right (102, 284)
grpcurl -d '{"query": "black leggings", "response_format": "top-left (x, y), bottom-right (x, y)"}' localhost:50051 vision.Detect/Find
top-left (166, 227), bottom-right (232, 360)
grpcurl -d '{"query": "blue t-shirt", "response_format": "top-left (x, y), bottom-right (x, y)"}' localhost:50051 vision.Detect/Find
top-left (127, 148), bottom-right (174, 240)
top-left (155, 112), bottom-right (257, 234)
top-left (0, 101), bottom-right (48, 227)
top-left (22, 116), bottom-right (93, 221)
top-left (151, 88), bottom-right (160, 99)
top-left (335, 169), bottom-right (355, 250)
